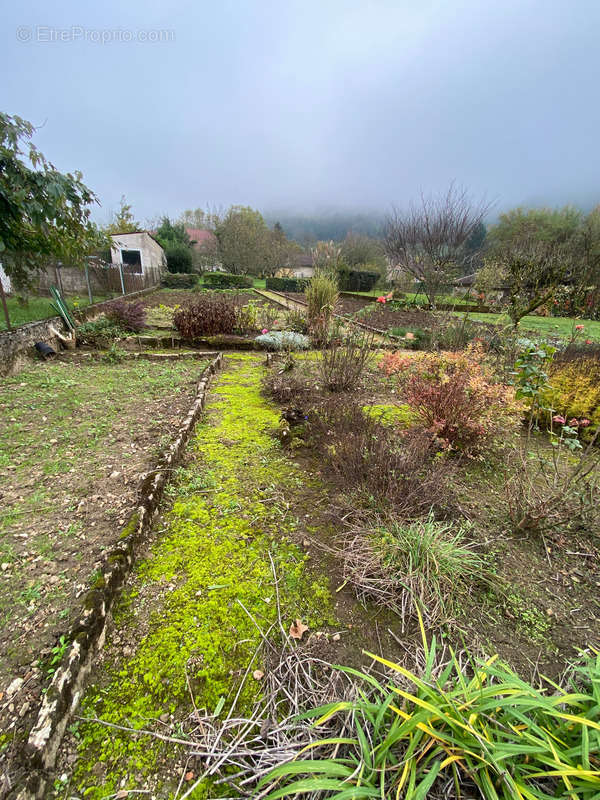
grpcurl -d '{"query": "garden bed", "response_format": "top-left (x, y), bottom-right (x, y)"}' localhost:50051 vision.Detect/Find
top-left (0, 357), bottom-right (209, 772)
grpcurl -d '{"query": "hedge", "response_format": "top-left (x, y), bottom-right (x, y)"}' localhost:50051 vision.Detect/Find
top-left (161, 273), bottom-right (198, 289)
top-left (338, 270), bottom-right (379, 292)
top-left (203, 272), bottom-right (253, 289)
top-left (265, 277), bottom-right (309, 292)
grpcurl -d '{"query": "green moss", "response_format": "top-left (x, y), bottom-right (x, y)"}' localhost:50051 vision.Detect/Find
top-left (118, 512), bottom-right (140, 541)
top-left (72, 355), bottom-right (333, 797)
top-left (362, 403), bottom-right (417, 428)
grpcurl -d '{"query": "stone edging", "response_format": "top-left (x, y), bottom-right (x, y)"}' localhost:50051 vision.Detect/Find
top-left (19, 352), bottom-right (224, 799)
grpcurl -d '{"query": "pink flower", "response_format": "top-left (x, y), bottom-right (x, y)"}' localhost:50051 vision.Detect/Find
top-left (569, 418), bottom-right (579, 426)
top-left (580, 419), bottom-right (591, 427)
top-left (552, 415), bottom-right (566, 424)
top-left (575, 324), bottom-right (585, 331)
top-left (376, 296), bottom-right (386, 303)
top-left (261, 328), bottom-right (268, 334)
top-left (586, 339), bottom-right (593, 344)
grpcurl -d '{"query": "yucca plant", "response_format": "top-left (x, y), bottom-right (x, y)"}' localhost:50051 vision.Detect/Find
top-left (258, 618), bottom-right (600, 800)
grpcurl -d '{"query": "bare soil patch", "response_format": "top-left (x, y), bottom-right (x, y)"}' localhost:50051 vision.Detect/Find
top-left (0, 357), bottom-right (208, 760)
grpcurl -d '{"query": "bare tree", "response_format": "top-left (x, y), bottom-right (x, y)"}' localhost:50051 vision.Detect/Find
top-left (384, 184), bottom-right (490, 306)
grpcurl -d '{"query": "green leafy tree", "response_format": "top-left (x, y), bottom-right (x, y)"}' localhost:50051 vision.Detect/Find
top-left (215, 206), bottom-right (272, 275)
top-left (486, 239), bottom-right (575, 328)
top-left (179, 205), bottom-right (223, 232)
top-left (0, 112), bottom-right (105, 289)
top-left (487, 206), bottom-right (581, 252)
top-left (155, 216), bottom-right (192, 248)
top-left (164, 242), bottom-right (193, 274)
top-left (106, 195), bottom-right (139, 234)
top-left (340, 233), bottom-right (386, 270)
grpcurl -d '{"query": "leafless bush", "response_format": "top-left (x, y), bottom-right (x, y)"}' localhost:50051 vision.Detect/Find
top-left (308, 399), bottom-right (454, 517)
top-left (318, 329), bottom-right (374, 391)
top-left (262, 368), bottom-right (313, 407)
top-left (384, 184), bottom-right (490, 306)
top-left (506, 432), bottom-right (600, 536)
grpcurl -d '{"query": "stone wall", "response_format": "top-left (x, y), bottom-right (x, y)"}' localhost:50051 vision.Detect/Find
top-left (0, 286), bottom-right (158, 377)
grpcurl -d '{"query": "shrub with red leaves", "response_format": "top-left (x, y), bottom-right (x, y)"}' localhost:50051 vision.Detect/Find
top-left (104, 298), bottom-right (147, 332)
top-left (173, 294), bottom-right (240, 338)
top-left (382, 348), bottom-right (517, 454)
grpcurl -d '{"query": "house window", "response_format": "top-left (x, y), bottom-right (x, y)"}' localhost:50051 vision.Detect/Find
top-left (121, 249), bottom-right (142, 274)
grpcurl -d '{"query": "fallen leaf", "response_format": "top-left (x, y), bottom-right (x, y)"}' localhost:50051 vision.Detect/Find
top-left (289, 619), bottom-right (309, 640)
top-left (253, 669), bottom-right (264, 680)
top-left (115, 791), bottom-right (128, 799)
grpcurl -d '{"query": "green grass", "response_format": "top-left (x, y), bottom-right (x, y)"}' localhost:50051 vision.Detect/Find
top-left (452, 310), bottom-right (600, 340)
top-left (252, 277), bottom-right (267, 289)
top-left (0, 293), bottom-right (110, 331)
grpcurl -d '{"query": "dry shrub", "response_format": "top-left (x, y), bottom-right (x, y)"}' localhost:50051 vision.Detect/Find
top-left (263, 368), bottom-right (313, 406)
top-left (505, 433), bottom-right (600, 536)
top-left (307, 398), bottom-right (454, 517)
top-left (381, 346), bottom-right (518, 454)
top-left (318, 329), bottom-right (374, 391)
top-left (104, 298), bottom-right (147, 332)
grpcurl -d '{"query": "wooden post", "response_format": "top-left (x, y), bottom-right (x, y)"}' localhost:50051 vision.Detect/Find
top-left (119, 262), bottom-right (126, 295)
top-left (55, 264), bottom-right (64, 296)
top-left (0, 277), bottom-right (11, 330)
top-left (84, 262), bottom-right (93, 305)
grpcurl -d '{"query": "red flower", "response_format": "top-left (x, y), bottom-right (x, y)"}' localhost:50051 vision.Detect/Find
top-left (586, 339), bottom-right (593, 344)
top-left (575, 324), bottom-right (585, 331)
top-left (376, 296), bottom-right (387, 303)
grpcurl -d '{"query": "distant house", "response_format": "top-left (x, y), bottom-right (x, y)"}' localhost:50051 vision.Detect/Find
top-left (110, 231), bottom-right (166, 275)
top-left (276, 253), bottom-right (314, 279)
top-left (184, 227), bottom-right (221, 271)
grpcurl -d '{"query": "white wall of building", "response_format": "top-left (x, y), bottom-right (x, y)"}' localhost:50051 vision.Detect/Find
top-left (110, 232), bottom-right (166, 274)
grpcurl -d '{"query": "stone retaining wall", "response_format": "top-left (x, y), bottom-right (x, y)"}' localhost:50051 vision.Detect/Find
top-left (18, 353), bottom-right (223, 799)
top-left (0, 286), bottom-right (158, 377)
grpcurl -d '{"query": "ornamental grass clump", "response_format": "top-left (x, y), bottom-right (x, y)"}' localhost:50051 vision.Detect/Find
top-left (258, 631), bottom-right (600, 800)
top-left (306, 273), bottom-right (338, 345)
top-left (344, 514), bottom-right (486, 626)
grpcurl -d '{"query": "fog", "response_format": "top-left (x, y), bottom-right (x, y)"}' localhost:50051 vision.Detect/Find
top-left (3, 0), bottom-right (600, 225)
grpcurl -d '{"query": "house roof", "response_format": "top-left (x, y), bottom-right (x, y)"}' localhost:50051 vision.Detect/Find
top-left (295, 253), bottom-right (313, 267)
top-left (185, 228), bottom-right (217, 248)
top-left (110, 230), bottom-right (165, 250)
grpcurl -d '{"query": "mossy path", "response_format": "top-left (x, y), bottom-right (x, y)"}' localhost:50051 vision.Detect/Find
top-left (56, 354), bottom-right (388, 798)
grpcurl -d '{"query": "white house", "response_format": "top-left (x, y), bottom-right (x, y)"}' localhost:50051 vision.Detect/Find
top-left (110, 231), bottom-right (166, 275)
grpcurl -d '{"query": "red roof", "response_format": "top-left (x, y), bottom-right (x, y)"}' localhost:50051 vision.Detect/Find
top-left (185, 228), bottom-right (216, 248)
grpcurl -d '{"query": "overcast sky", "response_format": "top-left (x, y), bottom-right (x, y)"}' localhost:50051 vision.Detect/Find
top-left (3, 0), bottom-right (600, 224)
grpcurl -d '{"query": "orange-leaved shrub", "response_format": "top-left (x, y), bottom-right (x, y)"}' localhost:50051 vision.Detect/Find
top-left (380, 346), bottom-right (519, 454)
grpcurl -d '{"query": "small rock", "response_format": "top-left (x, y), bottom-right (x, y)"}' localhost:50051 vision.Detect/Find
top-left (332, 633), bottom-right (341, 642)
top-left (6, 678), bottom-right (23, 697)
top-left (159, 713), bottom-right (170, 723)
top-left (109, 471), bottom-right (121, 480)
top-left (252, 669), bottom-right (264, 680)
